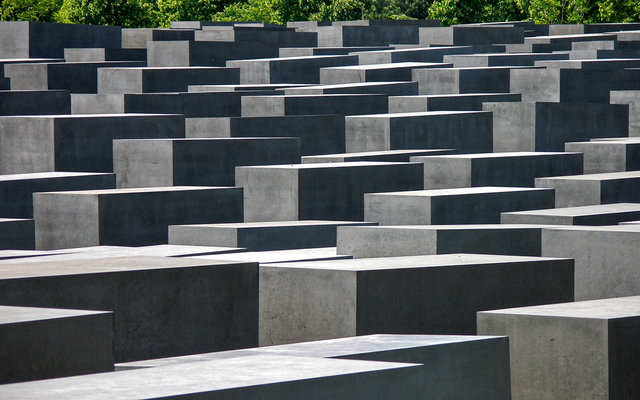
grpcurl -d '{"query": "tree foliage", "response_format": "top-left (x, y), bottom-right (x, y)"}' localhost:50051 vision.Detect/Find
top-left (1, 0), bottom-right (62, 22)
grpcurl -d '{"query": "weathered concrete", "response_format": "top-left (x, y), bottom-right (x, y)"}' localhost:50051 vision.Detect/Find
top-left (352, 46), bottom-right (474, 64)
top-left (320, 62), bottom-right (451, 84)
top-left (302, 149), bottom-right (454, 163)
top-left (565, 140), bottom-right (640, 173)
top-left (64, 48), bottom-right (146, 63)
top-left (0, 306), bottom-right (113, 383)
top-left (283, 81), bottom-right (418, 96)
top-left (443, 52), bottom-right (568, 67)
top-left (191, 247), bottom-right (352, 264)
top-left (0, 90), bottom-right (70, 116)
top-left (0, 218), bottom-right (34, 250)
top-left (478, 296), bottom-right (640, 400)
top-left (502, 203), bottom-right (640, 226)
top-left (611, 90), bottom-right (640, 136)
top-left (389, 92), bottom-right (520, 113)
top-left (419, 25), bottom-right (524, 46)
top-left (241, 93), bottom-right (388, 117)
top-left (413, 66), bottom-right (532, 95)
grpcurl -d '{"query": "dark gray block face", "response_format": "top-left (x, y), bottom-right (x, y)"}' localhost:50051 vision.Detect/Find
top-left (0, 172), bottom-right (115, 218)
top-left (337, 224), bottom-right (549, 258)
top-left (0, 306), bottom-right (113, 384)
top-left (412, 151), bottom-right (583, 189)
top-left (146, 40), bottom-right (279, 68)
top-left (443, 52), bottom-right (568, 68)
top-left (283, 81), bottom-right (418, 96)
top-left (320, 62), bottom-right (451, 85)
top-left (191, 247), bottom-right (352, 264)
top-left (478, 296), bottom-right (640, 400)
top-left (241, 94), bottom-right (388, 117)
top-left (302, 149), bottom-right (454, 163)
top-left (0, 257), bottom-right (258, 362)
top-left (227, 55), bottom-right (359, 84)
top-left (0, 22), bottom-right (121, 58)
top-left (279, 46), bottom-right (388, 57)
top-left (353, 46), bottom-right (474, 64)
top-left (236, 162), bottom-right (423, 222)
top-left (4, 61), bottom-right (144, 93)
top-left (189, 83), bottom-right (307, 93)
top-left (345, 111), bottom-right (493, 153)
top-left (565, 140), bottom-right (640, 173)
top-left (259, 254), bottom-right (573, 345)
top-left (486, 102), bottom-right (629, 152)
top-left (535, 171), bottom-right (640, 207)
top-left (0, 114), bottom-right (185, 174)
top-left (389, 93), bottom-right (521, 113)
top-left (419, 25), bottom-right (524, 46)
top-left (187, 115), bottom-right (344, 156)
top-left (0, 218), bottom-right (34, 250)
top-left (98, 67), bottom-right (240, 94)
top-left (33, 186), bottom-right (243, 249)
top-left (541, 226), bottom-right (640, 300)
top-left (0, 355), bottom-right (423, 400)
top-left (0, 90), bottom-right (70, 116)
top-left (502, 203), bottom-right (640, 226)
top-left (113, 137), bottom-right (300, 188)
top-left (365, 186), bottom-right (555, 225)
top-left (316, 24), bottom-right (431, 47)
top-left (611, 90), bottom-right (640, 136)
top-left (169, 220), bottom-right (377, 251)
top-left (413, 66), bottom-right (528, 95)
top-left (64, 48), bottom-right (147, 63)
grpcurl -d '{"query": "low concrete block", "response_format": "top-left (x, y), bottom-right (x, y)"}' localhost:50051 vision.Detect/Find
top-left (0, 257), bottom-right (258, 362)
top-left (0, 90), bottom-right (70, 115)
top-left (365, 186), bottom-right (555, 225)
top-left (302, 149), bottom-right (454, 163)
top-left (320, 62), bottom-right (450, 84)
top-left (502, 203), bottom-right (640, 225)
top-left (260, 254), bottom-right (573, 344)
top-left (190, 247), bottom-right (352, 264)
top-left (565, 140), bottom-right (640, 173)
top-left (283, 81), bottom-right (418, 96)
top-left (236, 162), bottom-right (423, 222)
top-left (0, 306), bottom-right (113, 383)
top-left (241, 93), bottom-right (388, 117)
top-left (419, 25), bottom-right (524, 46)
top-left (478, 296), bottom-right (640, 400)
top-left (0, 218), bottom-right (34, 250)
top-left (611, 90), bottom-right (640, 136)
top-left (64, 48), bottom-right (146, 63)
top-left (389, 93), bottom-right (521, 113)
top-left (33, 186), bottom-right (243, 249)
top-left (353, 46), bottom-right (474, 64)
top-left (413, 66), bottom-right (530, 95)
top-left (443, 52), bottom-right (568, 67)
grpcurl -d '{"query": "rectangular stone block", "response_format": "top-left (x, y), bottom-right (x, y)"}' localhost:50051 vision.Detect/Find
top-left (365, 186), bottom-right (555, 225)
top-left (113, 137), bottom-right (300, 187)
top-left (524, 32), bottom-right (618, 51)
top-left (611, 90), bottom-right (640, 136)
top-left (419, 25), bottom-right (524, 46)
top-left (169, 220), bottom-right (376, 251)
top-left (186, 115), bottom-right (344, 156)
top-left (478, 296), bottom-right (640, 400)
top-left (0, 90), bottom-right (70, 116)
top-left (260, 254), bottom-right (573, 344)
top-left (236, 162), bottom-right (423, 222)
top-left (443, 52), bottom-right (568, 67)
top-left (33, 186), bottom-right (243, 249)
top-left (0, 114), bottom-right (184, 173)
top-left (280, 46), bottom-right (388, 57)
top-left (502, 203), bottom-right (640, 226)
top-left (345, 111), bottom-right (493, 153)
top-left (353, 46), bottom-right (474, 64)
top-left (541, 225), bottom-right (640, 299)
top-left (337, 224), bottom-right (551, 258)
top-left (412, 151), bottom-right (583, 189)
top-left (98, 67), bottom-right (239, 94)
top-left (486, 102), bottom-right (628, 152)
top-left (316, 23), bottom-right (432, 47)
top-left (0, 306), bottom-right (113, 383)
top-left (565, 140), bottom-right (640, 173)
top-left (302, 149), bottom-right (454, 163)
top-left (189, 83), bottom-right (306, 92)
top-left (283, 81), bottom-right (418, 96)
top-left (320, 62), bottom-right (450, 84)
top-left (64, 48), bottom-right (146, 63)
top-left (192, 247), bottom-right (351, 264)
top-left (413, 66), bottom-right (531, 95)
top-left (241, 93), bottom-right (388, 117)
top-left (0, 218), bottom-right (34, 250)
top-left (0, 256), bottom-right (258, 362)
top-left (535, 171), bottom-right (640, 207)
top-left (535, 58), bottom-right (640, 69)
top-left (147, 40), bottom-right (280, 67)
top-left (389, 93), bottom-right (521, 113)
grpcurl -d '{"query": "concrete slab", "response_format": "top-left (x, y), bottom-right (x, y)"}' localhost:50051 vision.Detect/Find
top-left (189, 247), bottom-right (352, 264)
top-left (502, 203), bottom-right (640, 225)
top-left (565, 140), bottom-right (640, 173)
top-left (352, 46), bottom-right (474, 64)
top-left (389, 92), bottom-right (521, 113)
top-left (0, 90), bottom-right (70, 115)
top-left (320, 62), bottom-right (451, 84)
top-left (302, 149), bottom-right (454, 163)
top-left (282, 81), bottom-right (418, 96)
top-left (241, 93), bottom-right (388, 117)
top-left (0, 218), bottom-right (34, 250)
top-left (413, 66), bottom-right (533, 95)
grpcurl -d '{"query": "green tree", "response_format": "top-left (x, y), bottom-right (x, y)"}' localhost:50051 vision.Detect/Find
top-left (156, 0), bottom-right (232, 27)
top-left (1, 0), bottom-right (63, 22)
top-left (55, 0), bottom-right (157, 27)
top-left (428, 0), bottom-right (523, 25)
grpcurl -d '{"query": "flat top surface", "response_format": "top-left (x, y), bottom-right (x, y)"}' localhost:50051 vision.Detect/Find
top-left (99, 66), bottom-right (230, 71)
top-left (355, 46), bottom-right (470, 54)
top-left (412, 151), bottom-right (575, 160)
top-left (0, 256), bottom-right (253, 279)
top-left (285, 81), bottom-right (411, 90)
top-left (262, 253), bottom-right (568, 272)
top-left (324, 62), bottom-right (446, 70)
top-left (36, 186), bottom-right (234, 196)
top-left (0, 355), bottom-right (418, 400)
top-left (237, 161), bottom-right (412, 170)
top-left (391, 93), bottom-right (514, 99)
top-left (537, 170), bottom-right (640, 181)
top-left (367, 186), bottom-right (551, 197)
top-left (190, 247), bottom-right (350, 264)
top-left (0, 305), bottom-right (110, 324)
top-left (303, 149), bottom-right (453, 158)
top-left (230, 54), bottom-right (353, 62)
top-left (447, 52), bottom-right (558, 57)
top-left (172, 220), bottom-right (374, 229)
top-left (0, 113), bottom-right (181, 119)
top-left (247, 93), bottom-right (385, 99)
top-left (343, 224), bottom-right (563, 231)
top-left (503, 203), bottom-right (640, 217)
top-left (0, 171), bottom-right (113, 182)
top-left (117, 334), bottom-right (502, 369)
top-left (479, 296), bottom-right (640, 319)
top-left (415, 65), bottom-right (535, 71)
top-left (541, 225), bottom-right (640, 233)
top-left (0, 218), bottom-right (31, 223)
top-left (349, 110), bottom-right (482, 118)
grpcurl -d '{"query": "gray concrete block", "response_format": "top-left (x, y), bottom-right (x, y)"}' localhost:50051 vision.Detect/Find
top-left (283, 81), bottom-right (418, 96)
top-left (0, 355), bottom-right (424, 399)
top-left (345, 111), bottom-right (493, 153)
top-left (535, 58), bottom-right (640, 69)
top-left (320, 62), bottom-right (450, 84)
top-left (443, 52), bottom-right (568, 67)
top-left (33, 186), bottom-right (243, 249)
top-left (541, 225), bottom-right (640, 300)
top-left (169, 220), bottom-right (376, 251)
top-left (565, 140), bottom-right (640, 173)
top-left (365, 186), bottom-right (555, 225)
top-left (316, 23), bottom-right (432, 47)
top-left (64, 48), bottom-right (146, 63)
top-left (302, 149), bottom-right (454, 163)
top-left (611, 90), bottom-right (640, 136)
top-left (412, 151), bottom-right (583, 189)
top-left (0, 306), bottom-right (113, 383)
top-left (502, 203), bottom-right (640, 225)
top-left (98, 67), bottom-right (239, 94)
top-left (236, 162), bottom-right (423, 222)
top-left (336, 224), bottom-right (554, 258)
top-left (352, 46), bottom-right (474, 64)
top-left (535, 171), bottom-right (640, 207)
top-left (413, 66), bottom-right (531, 95)
top-left (478, 296), bottom-right (640, 400)
top-left (260, 254), bottom-right (573, 344)
top-left (0, 90), bottom-right (70, 116)
top-left (0, 171), bottom-right (115, 218)
top-left (189, 83), bottom-right (307, 92)
top-left (486, 102), bottom-right (628, 152)
top-left (190, 247), bottom-right (352, 264)
top-left (524, 32), bottom-right (618, 51)
top-left (0, 113), bottom-right (184, 173)
top-left (419, 25), bottom-right (524, 46)
top-left (0, 218), bottom-right (34, 250)
top-left (389, 93), bottom-right (521, 113)
top-left (280, 46), bottom-right (388, 57)
top-left (186, 115), bottom-right (344, 156)
top-left (0, 256), bottom-right (258, 362)
top-left (114, 137), bottom-right (300, 188)
top-left (147, 40), bottom-right (281, 67)
top-left (5, 61), bottom-right (144, 93)
top-left (227, 55), bottom-right (358, 84)
top-left (241, 93), bottom-right (388, 117)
